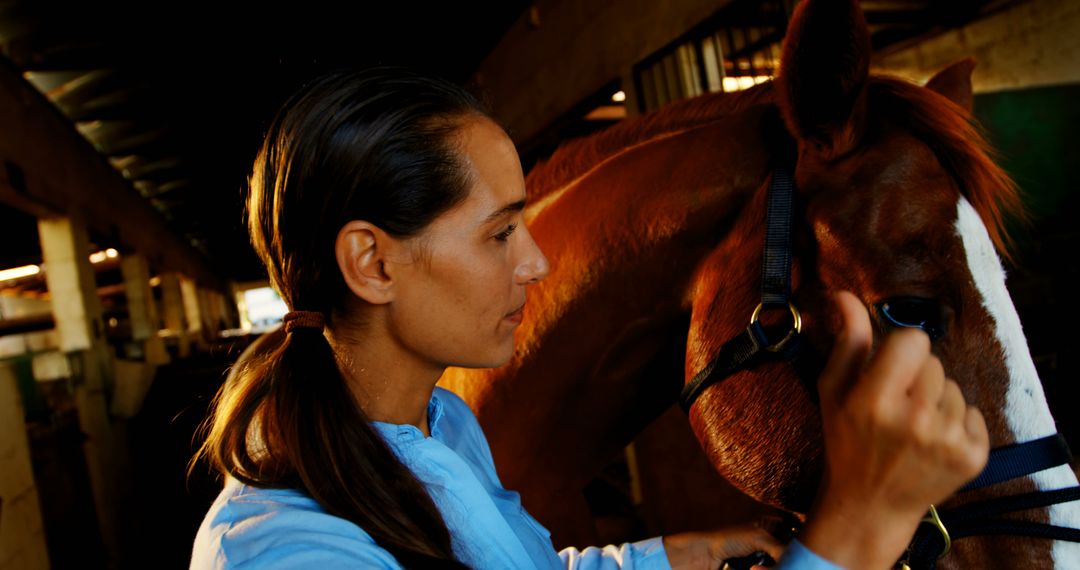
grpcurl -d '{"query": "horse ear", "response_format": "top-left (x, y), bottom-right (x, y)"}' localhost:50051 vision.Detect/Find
top-left (925, 58), bottom-right (976, 113)
top-left (776, 0), bottom-right (871, 159)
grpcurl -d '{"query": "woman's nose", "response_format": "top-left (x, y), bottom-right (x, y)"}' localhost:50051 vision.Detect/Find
top-left (516, 228), bottom-right (550, 285)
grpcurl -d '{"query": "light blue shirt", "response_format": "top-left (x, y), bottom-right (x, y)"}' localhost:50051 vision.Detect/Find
top-left (191, 387), bottom-right (842, 569)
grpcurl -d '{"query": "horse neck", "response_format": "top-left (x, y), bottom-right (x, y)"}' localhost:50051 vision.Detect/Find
top-left (952, 196), bottom-right (1080, 566)
top-left (443, 105), bottom-right (779, 487)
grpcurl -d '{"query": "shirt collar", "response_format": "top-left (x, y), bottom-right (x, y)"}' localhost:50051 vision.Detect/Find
top-left (370, 389), bottom-right (445, 445)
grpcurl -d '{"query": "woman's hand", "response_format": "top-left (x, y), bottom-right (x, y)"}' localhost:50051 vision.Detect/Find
top-left (800, 291), bottom-right (990, 569)
top-left (662, 523), bottom-right (783, 570)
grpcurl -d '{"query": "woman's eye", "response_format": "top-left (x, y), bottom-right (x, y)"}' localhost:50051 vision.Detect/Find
top-left (494, 224), bottom-right (517, 242)
top-left (874, 296), bottom-right (946, 341)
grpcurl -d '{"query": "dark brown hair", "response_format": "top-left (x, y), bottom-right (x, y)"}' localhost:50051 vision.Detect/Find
top-left (194, 67), bottom-right (487, 567)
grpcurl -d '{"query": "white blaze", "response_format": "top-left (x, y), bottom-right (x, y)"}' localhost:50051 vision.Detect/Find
top-left (956, 197), bottom-right (1080, 566)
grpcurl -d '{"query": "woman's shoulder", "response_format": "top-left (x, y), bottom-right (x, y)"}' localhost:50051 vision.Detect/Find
top-left (191, 479), bottom-right (402, 569)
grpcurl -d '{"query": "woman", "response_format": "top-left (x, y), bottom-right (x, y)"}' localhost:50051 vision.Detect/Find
top-left (190, 68), bottom-right (989, 569)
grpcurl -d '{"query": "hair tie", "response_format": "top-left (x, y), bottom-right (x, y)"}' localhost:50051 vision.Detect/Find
top-left (282, 310), bottom-right (325, 334)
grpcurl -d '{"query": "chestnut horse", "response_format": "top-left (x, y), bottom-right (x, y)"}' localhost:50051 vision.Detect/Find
top-left (439, 0), bottom-right (1080, 566)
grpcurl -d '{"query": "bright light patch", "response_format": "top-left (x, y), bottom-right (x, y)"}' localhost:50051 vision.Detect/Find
top-left (243, 287), bottom-right (288, 328)
top-left (722, 76), bottom-right (771, 92)
top-left (0, 265), bottom-right (41, 282)
top-left (611, 90), bottom-right (626, 103)
top-left (89, 249), bottom-right (119, 263)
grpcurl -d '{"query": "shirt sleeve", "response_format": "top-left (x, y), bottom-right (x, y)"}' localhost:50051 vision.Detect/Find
top-left (196, 499), bottom-right (405, 570)
top-left (557, 536), bottom-right (672, 570)
top-left (774, 539), bottom-right (846, 570)
top-left (553, 536), bottom-right (845, 570)
top-left (228, 541), bottom-right (403, 570)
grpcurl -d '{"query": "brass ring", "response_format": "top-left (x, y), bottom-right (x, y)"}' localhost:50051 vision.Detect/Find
top-left (749, 301), bottom-right (803, 352)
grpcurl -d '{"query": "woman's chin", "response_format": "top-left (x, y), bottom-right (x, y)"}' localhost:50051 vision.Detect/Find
top-left (471, 341), bottom-right (516, 370)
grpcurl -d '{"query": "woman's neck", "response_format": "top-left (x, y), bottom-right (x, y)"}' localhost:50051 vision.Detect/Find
top-left (327, 326), bottom-right (444, 437)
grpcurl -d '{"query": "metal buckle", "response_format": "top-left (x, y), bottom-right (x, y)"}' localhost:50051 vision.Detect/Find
top-left (897, 504), bottom-right (952, 569)
top-left (922, 504), bottom-right (951, 559)
top-left (749, 301), bottom-right (802, 352)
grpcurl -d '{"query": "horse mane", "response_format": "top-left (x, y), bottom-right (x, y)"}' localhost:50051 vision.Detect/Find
top-left (525, 75), bottom-right (1023, 260)
top-left (525, 83), bottom-right (774, 203)
top-left (868, 77), bottom-right (1025, 262)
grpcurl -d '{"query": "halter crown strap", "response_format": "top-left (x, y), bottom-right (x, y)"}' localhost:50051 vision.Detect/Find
top-left (680, 167), bottom-right (809, 412)
top-left (760, 167), bottom-right (794, 307)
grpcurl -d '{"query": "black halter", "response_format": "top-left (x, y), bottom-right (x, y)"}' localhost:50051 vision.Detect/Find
top-left (679, 167), bottom-right (819, 412)
top-left (681, 167), bottom-right (1080, 568)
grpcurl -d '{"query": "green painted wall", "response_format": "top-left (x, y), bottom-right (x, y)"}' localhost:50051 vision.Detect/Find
top-left (976, 83), bottom-right (1080, 225)
top-left (975, 83), bottom-right (1080, 448)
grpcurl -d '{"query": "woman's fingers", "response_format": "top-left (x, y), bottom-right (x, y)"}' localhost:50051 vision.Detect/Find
top-left (856, 327), bottom-right (932, 407)
top-left (818, 291), bottom-right (873, 410)
top-left (965, 405), bottom-right (989, 445)
top-left (911, 353), bottom-right (947, 412)
top-left (712, 526), bottom-right (784, 562)
top-left (959, 405), bottom-right (990, 478)
top-left (937, 379), bottom-right (965, 423)
top-left (664, 525), bottom-right (785, 570)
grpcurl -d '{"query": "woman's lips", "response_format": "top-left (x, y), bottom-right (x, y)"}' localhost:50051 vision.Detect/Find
top-left (504, 303), bottom-right (525, 324)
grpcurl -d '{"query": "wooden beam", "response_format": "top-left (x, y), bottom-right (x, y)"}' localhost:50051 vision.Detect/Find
top-left (873, 0), bottom-right (1080, 89)
top-left (0, 56), bottom-right (221, 288)
top-left (472, 0), bottom-right (737, 148)
top-left (0, 313), bottom-right (54, 337)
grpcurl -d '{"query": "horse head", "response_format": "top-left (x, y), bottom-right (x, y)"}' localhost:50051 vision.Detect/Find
top-left (684, 0), bottom-right (1079, 565)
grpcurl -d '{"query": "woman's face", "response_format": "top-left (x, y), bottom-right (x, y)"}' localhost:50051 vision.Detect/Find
top-left (386, 116), bottom-right (549, 369)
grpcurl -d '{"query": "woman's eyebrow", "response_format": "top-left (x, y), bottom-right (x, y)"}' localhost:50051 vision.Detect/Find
top-left (481, 199), bottom-right (527, 225)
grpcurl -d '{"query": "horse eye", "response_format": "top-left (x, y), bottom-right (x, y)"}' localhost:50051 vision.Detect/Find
top-left (874, 297), bottom-right (946, 341)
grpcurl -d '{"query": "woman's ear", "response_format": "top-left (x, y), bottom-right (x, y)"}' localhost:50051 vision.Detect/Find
top-left (335, 220), bottom-right (400, 305)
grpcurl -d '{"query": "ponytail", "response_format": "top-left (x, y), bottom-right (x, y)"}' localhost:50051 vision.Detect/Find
top-left (194, 323), bottom-right (468, 568)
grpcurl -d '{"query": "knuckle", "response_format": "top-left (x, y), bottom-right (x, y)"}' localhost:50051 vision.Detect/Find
top-left (894, 327), bottom-right (931, 351)
top-left (927, 362), bottom-right (946, 385)
top-left (906, 410), bottom-right (935, 447)
top-left (941, 424), bottom-right (981, 471)
top-left (960, 443), bottom-right (989, 477)
top-left (944, 378), bottom-right (963, 398)
top-left (866, 395), bottom-right (894, 425)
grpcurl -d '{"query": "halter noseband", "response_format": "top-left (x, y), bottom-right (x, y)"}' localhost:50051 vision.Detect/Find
top-left (681, 167), bottom-right (1080, 569)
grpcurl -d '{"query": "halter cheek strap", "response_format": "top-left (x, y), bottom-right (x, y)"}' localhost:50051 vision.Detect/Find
top-left (282, 310), bottom-right (325, 333)
top-left (680, 167), bottom-right (819, 412)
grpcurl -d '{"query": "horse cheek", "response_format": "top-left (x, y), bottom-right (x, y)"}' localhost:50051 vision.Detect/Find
top-left (691, 366), bottom-right (825, 513)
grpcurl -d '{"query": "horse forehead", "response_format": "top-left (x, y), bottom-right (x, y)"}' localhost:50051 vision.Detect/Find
top-left (808, 136), bottom-right (958, 242)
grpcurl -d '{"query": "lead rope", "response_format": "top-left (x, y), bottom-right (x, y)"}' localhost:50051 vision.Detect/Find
top-left (899, 435), bottom-right (1080, 569)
